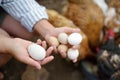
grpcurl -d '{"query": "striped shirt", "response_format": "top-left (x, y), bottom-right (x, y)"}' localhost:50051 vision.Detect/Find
top-left (0, 0), bottom-right (48, 32)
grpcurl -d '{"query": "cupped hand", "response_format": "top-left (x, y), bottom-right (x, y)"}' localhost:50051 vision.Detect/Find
top-left (34, 20), bottom-right (80, 62)
top-left (9, 38), bottom-right (54, 70)
top-left (45, 27), bottom-right (80, 62)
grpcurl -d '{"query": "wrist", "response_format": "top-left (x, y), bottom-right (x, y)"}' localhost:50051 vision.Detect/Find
top-left (0, 35), bottom-right (13, 54)
top-left (34, 19), bottom-right (55, 37)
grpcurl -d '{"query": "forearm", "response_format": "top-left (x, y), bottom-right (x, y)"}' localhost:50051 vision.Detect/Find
top-left (34, 19), bottom-right (55, 37)
top-left (1, 0), bottom-right (48, 32)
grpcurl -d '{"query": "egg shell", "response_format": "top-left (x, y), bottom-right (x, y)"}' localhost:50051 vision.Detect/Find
top-left (67, 48), bottom-right (79, 60)
top-left (58, 44), bottom-right (68, 53)
top-left (58, 33), bottom-right (68, 44)
top-left (49, 36), bottom-right (59, 47)
top-left (28, 43), bottom-right (46, 60)
top-left (68, 33), bottom-right (82, 45)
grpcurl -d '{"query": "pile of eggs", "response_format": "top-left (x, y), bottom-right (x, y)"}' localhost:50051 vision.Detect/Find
top-left (27, 32), bottom-right (83, 61)
top-left (57, 32), bottom-right (83, 60)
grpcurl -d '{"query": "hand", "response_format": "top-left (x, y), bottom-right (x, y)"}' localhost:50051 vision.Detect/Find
top-left (45, 27), bottom-right (80, 57)
top-left (34, 20), bottom-right (80, 62)
top-left (9, 38), bottom-right (54, 70)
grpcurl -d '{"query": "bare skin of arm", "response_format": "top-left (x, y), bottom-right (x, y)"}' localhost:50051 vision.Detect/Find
top-left (0, 34), bottom-right (54, 70)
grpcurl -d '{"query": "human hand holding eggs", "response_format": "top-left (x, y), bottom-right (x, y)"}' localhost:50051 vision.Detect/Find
top-left (27, 43), bottom-right (46, 60)
top-left (33, 32), bottom-right (82, 62)
top-left (27, 40), bottom-right (54, 62)
top-left (58, 32), bottom-right (83, 62)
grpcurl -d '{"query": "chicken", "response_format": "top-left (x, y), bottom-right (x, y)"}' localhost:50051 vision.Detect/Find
top-left (105, 0), bottom-right (120, 32)
top-left (93, 0), bottom-right (108, 15)
top-left (104, 0), bottom-right (120, 45)
top-left (63, 0), bottom-right (105, 50)
top-left (46, 9), bottom-right (76, 28)
top-left (97, 29), bottom-right (120, 80)
top-left (47, 9), bottom-right (94, 60)
top-left (106, 0), bottom-right (120, 13)
top-left (93, 0), bottom-right (120, 45)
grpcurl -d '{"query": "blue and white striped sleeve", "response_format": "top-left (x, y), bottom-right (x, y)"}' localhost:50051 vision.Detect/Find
top-left (0, 0), bottom-right (48, 32)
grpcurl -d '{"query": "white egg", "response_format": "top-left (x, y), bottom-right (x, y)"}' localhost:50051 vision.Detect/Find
top-left (27, 43), bottom-right (46, 60)
top-left (58, 33), bottom-right (68, 44)
top-left (67, 48), bottom-right (79, 60)
top-left (68, 33), bottom-right (82, 45)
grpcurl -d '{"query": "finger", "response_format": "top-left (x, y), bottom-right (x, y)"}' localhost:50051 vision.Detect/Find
top-left (73, 59), bottom-right (77, 63)
top-left (41, 41), bottom-right (47, 49)
top-left (23, 57), bottom-right (41, 70)
top-left (50, 45), bottom-right (58, 54)
top-left (53, 45), bottom-right (58, 54)
top-left (72, 45), bottom-right (80, 49)
top-left (40, 56), bottom-right (54, 65)
top-left (63, 27), bottom-right (80, 34)
top-left (37, 39), bottom-right (42, 45)
top-left (46, 47), bottom-right (54, 56)
top-left (59, 50), bottom-right (67, 58)
top-left (46, 36), bottom-right (59, 53)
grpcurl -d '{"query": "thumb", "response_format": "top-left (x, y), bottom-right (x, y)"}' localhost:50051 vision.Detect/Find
top-left (64, 27), bottom-right (80, 34)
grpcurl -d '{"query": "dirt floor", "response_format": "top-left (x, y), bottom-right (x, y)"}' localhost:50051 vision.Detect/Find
top-left (1, 0), bottom-right (95, 80)
top-left (2, 55), bottom-right (89, 80)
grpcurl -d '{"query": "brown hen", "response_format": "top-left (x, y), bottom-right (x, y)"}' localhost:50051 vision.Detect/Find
top-left (63, 0), bottom-right (105, 50)
top-left (104, 0), bottom-right (120, 44)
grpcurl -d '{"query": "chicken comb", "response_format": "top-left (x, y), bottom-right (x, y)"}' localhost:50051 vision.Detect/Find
top-left (108, 29), bottom-right (115, 38)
